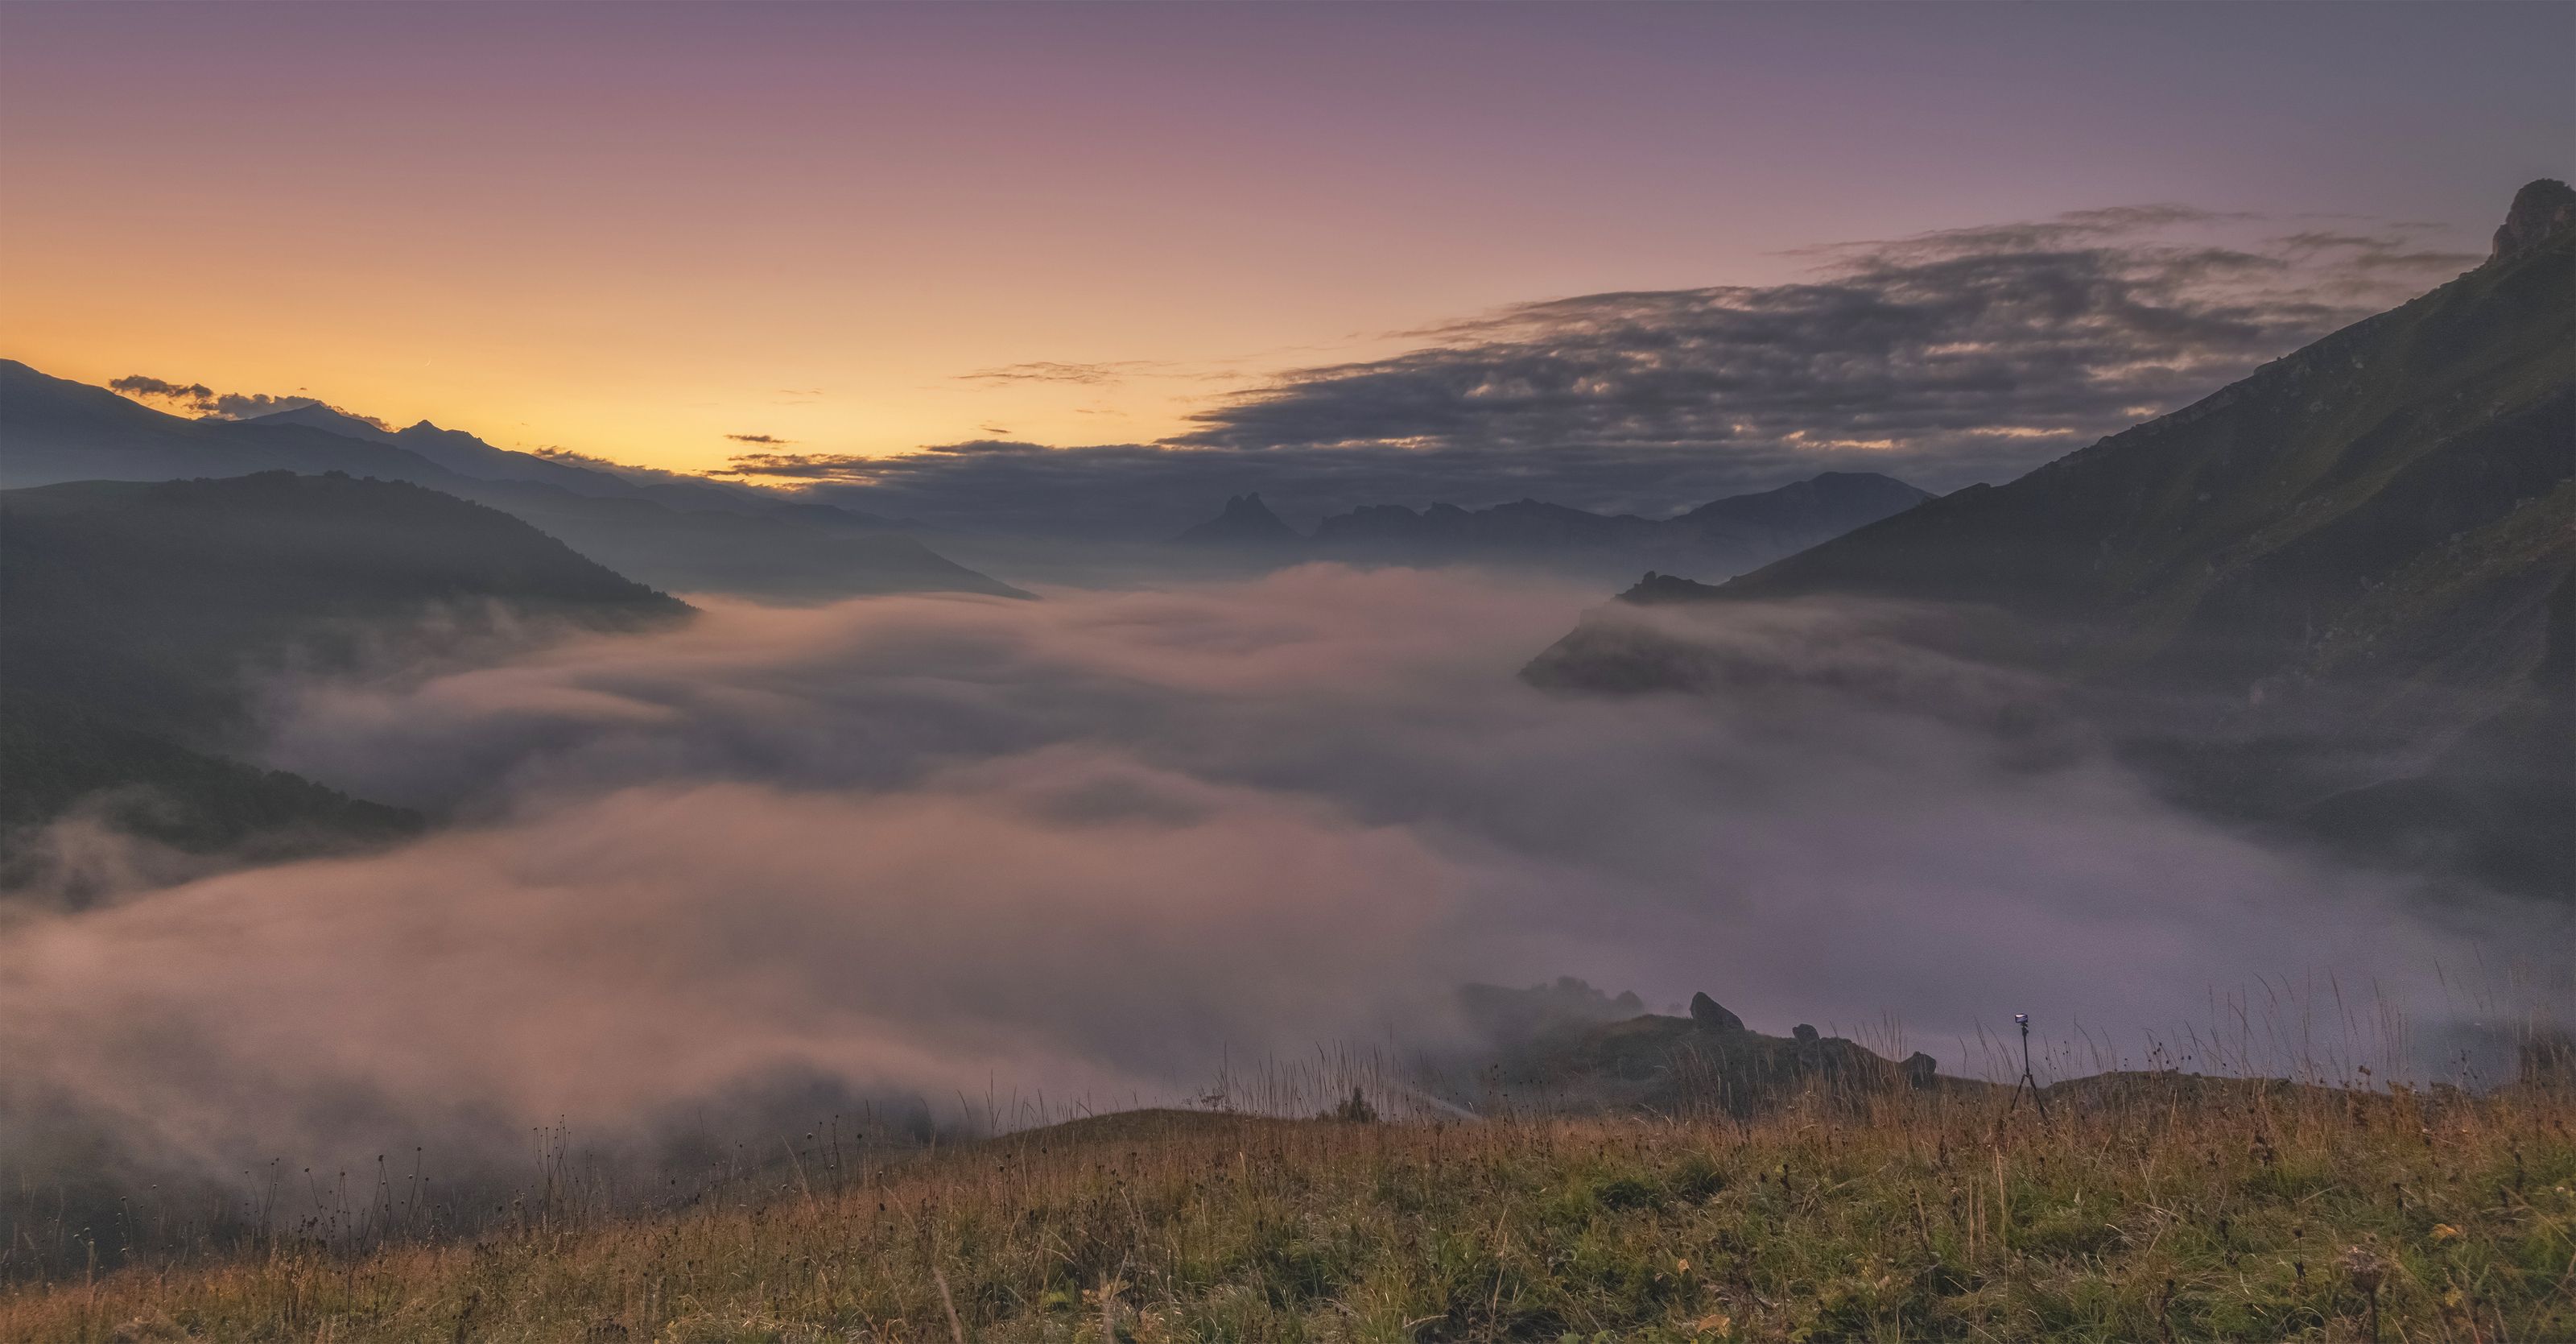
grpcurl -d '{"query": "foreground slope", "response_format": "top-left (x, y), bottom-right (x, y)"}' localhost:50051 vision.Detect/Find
top-left (0, 473), bottom-right (688, 873)
top-left (5, 1081), bottom-right (2565, 1342)
top-left (1530, 182), bottom-right (2576, 895)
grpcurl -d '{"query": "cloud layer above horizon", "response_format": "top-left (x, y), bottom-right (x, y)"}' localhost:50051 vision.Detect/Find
top-left (724, 209), bottom-right (2476, 533)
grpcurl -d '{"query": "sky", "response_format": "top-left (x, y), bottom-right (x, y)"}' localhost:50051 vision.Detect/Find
top-left (2, 2), bottom-right (2569, 509)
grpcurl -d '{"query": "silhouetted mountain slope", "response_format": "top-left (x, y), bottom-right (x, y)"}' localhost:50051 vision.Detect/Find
top-left (0, 361), bottom-right (456, 485)
top-left (0, 473), bottom-right (689, 873)
top-left (249, 402), bottom-right (852, 517)
top-left (234, 402), bottom-right (400, 442)
top-left (1670, 472), bottom-right (1938, 556)
top-left (243, 402), bottom-right (649, 498)
top-left (0, 362), bottom-right (1019, 599)
top-left (455, 478), bottom-right (1032, 601)
top-left (1529, 183), bottom-right (2576, 896)
top-left (0, 711), bottom-right (420, 878)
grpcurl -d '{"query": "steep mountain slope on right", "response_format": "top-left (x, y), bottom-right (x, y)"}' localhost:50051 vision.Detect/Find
top-left (1528, 180), bottom-right (2576, 899)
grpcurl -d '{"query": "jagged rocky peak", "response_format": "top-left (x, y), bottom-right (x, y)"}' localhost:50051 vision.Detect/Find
top-left (1173, 491), bottom-right (1304, 548)
top-left (2491, 178), bottom-right (2576, 262)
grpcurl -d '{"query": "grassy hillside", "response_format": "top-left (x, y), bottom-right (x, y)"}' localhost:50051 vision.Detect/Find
top-left (2, 1077), bottom-right (2566, 1342)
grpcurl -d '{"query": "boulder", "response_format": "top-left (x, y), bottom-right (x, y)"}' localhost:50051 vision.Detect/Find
top-left (1687, 992), bottom-right (1745, 1032)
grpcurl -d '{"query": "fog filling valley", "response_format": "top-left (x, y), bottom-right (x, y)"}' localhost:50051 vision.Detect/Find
top-left (2, 565), bottom-right (2563, 1199)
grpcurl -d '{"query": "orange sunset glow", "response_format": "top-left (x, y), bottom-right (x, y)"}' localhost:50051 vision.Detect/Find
top-left (7, 4), bottom-right (2561, 481)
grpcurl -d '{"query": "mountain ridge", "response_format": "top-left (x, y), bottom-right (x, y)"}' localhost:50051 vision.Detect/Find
top-left (0, 362), bottom-right (1026, 601)
top-left (1170, 471), bottom-right (1934, 579)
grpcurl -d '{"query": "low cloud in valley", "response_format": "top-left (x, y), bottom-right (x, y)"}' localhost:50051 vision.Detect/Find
top-left (3, 568), bottom-right (2551, 1187)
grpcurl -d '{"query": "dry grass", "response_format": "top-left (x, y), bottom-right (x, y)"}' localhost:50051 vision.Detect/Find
top-left (3, 1077), bottom-right (2570, 1343)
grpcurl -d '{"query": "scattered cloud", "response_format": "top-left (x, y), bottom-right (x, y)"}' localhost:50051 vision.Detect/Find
top-left (109, 374), bottom-right (320, 420)
top-left (725, 432), bottom-right (794, 445)
top-left (528, 445), bottom-right (770, 494)
top-left (960, 360), bottom-right (1164, 386)
top-left (107, 374), bottom-right (211, 400)
top-left (2271, 230), bottom-right (2483, 278)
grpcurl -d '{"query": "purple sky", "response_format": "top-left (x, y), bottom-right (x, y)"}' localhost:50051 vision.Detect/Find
top-left (3, 2), bottom-right (2566, 499)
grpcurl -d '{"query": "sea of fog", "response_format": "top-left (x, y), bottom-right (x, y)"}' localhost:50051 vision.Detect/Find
top-left (2, 564), bottom-right (2562, 1182)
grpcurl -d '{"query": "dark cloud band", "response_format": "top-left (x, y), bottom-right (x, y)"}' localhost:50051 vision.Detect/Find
top-left (722, 208), bottom-right (2471, 536)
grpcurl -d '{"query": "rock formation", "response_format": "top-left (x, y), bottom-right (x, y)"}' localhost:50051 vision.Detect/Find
top-left (2492, 178), bottom-right (2575, 263)
top-left (1688, 992), bottom-right (1746, 1032)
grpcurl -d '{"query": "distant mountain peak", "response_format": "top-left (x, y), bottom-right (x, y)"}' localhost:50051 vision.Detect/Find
top-left (1173, 493), bottom-right (1304, 548)
top-left (2492, 178), bottom-right (2575, 263)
